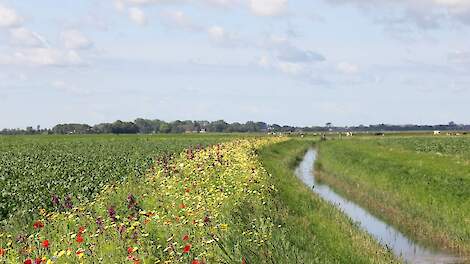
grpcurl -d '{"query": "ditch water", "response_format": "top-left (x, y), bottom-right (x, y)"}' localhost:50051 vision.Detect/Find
top-left (295, 148), bottom-right (465, 264)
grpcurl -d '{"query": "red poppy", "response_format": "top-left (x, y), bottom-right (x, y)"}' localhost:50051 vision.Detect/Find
top-left (0, 248), bottom-right (5, 256)
top-left (33, 221), bottom-right (44, 229)
top-left (183, 244), bottom-right (191, 254)
top-left (24, 259), bottom-right (32, 264)
top-left (192, 260), bottom-right (200, 264)
top-left (185, 188), bottom-right (190, 193)
top-left (182, 234), bottom-right (189, 241)
top-left (34, 258), bottom-right (42, 264)
top-left (78, 226), bottom-right (85, 234)
top-left (76, 234), bottom-right (84, 243)
top-left (42, 239), bottom-right (49, 248)
top-left (127, 247), bottom-right (134, 254)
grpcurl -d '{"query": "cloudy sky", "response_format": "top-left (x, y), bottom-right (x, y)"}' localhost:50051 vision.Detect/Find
top-left (1, 0), bottom-right (469, 129)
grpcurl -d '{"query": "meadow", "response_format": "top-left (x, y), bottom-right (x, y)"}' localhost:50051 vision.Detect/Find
top-left (316, 136), bottom-right (470, 256)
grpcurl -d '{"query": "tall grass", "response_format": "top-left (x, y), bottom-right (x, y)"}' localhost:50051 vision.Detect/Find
top-left (317, 138), bottom-right (470, 256)
top-left (259, 139), bottom-right (399, 263)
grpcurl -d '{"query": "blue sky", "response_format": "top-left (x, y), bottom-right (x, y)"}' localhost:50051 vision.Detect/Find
top-left (1, 0), bottom-right (470, 129)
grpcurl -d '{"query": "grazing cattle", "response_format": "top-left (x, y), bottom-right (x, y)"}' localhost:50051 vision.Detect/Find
top-left (346, 132), bottom-right (353, 137)
top-left (433, 130), bottom-right (441, 135)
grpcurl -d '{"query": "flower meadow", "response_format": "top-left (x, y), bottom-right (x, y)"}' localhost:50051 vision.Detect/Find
top-left (0, 137), bottom-right (286, 263)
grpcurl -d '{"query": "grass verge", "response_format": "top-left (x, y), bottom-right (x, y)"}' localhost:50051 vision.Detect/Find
top-left (316, 139), bottom-right (470, 257)
top-left (258, 139), bottom-right (399, 263)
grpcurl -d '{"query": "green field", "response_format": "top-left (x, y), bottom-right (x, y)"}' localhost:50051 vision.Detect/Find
top-left (3, 133), bottom-right (469, 263)
top-left (0, 134), bottom-right (237, 224)
top-left (0, 134), bottom-right (403, 263)
top-left (316, 136), bottom-right (470, 256)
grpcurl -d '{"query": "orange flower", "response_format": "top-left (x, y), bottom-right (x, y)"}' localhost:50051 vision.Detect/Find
top-left (179, 203), bottom-right (186, 209)
top-left (183, 244), bottom-right (191, 254)
top-left (0, 248), bottom-right (5, 256)
top-left (78, 226), bottom-right (85, 234)
top-left (41, 239), bottom-right (49, 248)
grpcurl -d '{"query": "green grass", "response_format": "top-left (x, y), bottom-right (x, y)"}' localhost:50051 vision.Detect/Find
top-left (0, 134), bottom-right (238, 224)
top-left (258, 139), bottom-right (399, 263)
top-left (316, 137), bottom-right (470, 256)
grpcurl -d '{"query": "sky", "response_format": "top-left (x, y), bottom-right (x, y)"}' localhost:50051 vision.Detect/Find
top-left (1, 0), bottom-right (470, 129)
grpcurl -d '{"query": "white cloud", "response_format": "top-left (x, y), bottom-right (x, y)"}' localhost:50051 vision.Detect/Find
top-left (277, 62), bottom-right (305, 75)
top-left (330, 0), bottom-right (470, 28)
top-left (129, 7), bottom-right (147, 25)
top-left (9, 27), bottom-right (46, 47)
top-left (0, 48), bottom-right (84, 67)
top-left (114, 0), bottom-right (126, 12)
top-left (61, 30), bottom-right (93, 50)
top-left (337, 62), bottom-right (359, 74)
top-left (249, 0), bottom-right (288, 16)
top-left (207, 25), bottom-right (240, 45)
top-left (258, 55), bottom-right (270, 67)
top-left (161, 10), bottom-right (200, 31)
top-left (204, 0), bottom-right (241, 8)
top-left (208, 25), bottom-right (225, 41)
top-left (277, 45), bottom-right (325, 63)
top-left (448, 50), bottom-right (470, 64)
top-left (0, 4), bottom-right (22, 28)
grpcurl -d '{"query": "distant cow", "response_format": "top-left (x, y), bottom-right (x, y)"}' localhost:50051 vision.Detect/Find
top-left (433, 130), bottom-right (441, 135)
top-left (345, 132), bottom-right (353, 137)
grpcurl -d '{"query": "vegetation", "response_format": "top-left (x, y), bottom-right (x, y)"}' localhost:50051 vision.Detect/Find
top-left (316, 137), bottom-right (470, 256)
top-left (0, 136), bottom-right (401, 263)
top-left (0, 134), bottom-right (238, 224)
top-left (3, 118), bottom-right (470, 136)
top-left (0, 137), bottom-right (297, 263)
top-left (258, 139), bottom-right (398, 263)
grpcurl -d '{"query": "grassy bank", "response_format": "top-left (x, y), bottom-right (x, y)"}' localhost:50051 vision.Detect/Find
top-left (258, 139), bottom-right (398, 263)
top-left (316, 138), bottom-right (470, 256)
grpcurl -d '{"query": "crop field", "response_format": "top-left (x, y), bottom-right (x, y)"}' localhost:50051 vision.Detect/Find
top-left (0, 134), bottom-right (238, 224)
top-left (316, 136), bottom-right (470, 256)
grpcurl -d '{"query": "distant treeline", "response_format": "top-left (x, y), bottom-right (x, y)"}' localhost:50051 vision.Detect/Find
top-left (1, 119), bottom-right (469, 135)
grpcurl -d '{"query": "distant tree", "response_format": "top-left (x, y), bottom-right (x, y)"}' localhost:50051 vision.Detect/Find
top-left (208, 120), bottom-right (228, 132)
top-left (134, 118), bottom-right (154, 134)
top-left (110, 120), bottom-right (138, 134)
top-left (52, 124), bottom-right (92, 134)
top-left (158, 123), bottom-right (171, 133)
